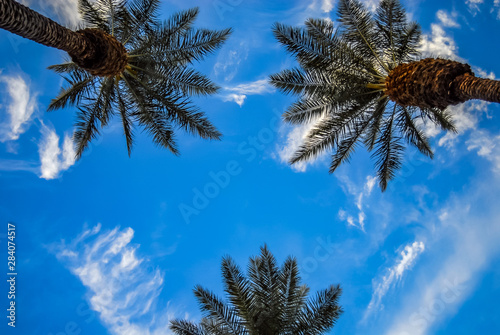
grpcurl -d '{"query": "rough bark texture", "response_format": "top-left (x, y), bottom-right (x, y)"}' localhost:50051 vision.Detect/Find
top-left (385, 58), bottom-right (473, 110)
top-left (452, 73), bottom-right (500, 104)
top-left (0, 0), bottom-right (127, 77)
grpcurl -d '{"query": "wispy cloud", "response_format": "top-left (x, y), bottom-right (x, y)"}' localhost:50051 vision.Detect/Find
top-left (337, 175), bottom-right (377, 231)
top-left (213, 41), bottom-right (249, 83)
top-left (365, 241), bottom-right (425, 319)
top-left (467, 129), bottom-right (500, 173)
top-left (24, 0), bottom-right (81, 28)
top-left (385, 177), bottom-right (500, 335)
top-left (221, 79), bottom-right (274, 107)
top-left (436, 10), bottom-right (460, 28)
top-left (38, 124), bottom-right (76, 180)
top-left (0, 72), bottom-right (37, 142)
top-left (465, 0), bottom-right (484, 15)
top-left (274, 118), bottom-right (324, 173)
top-left (53, 224), bottom-right (176, 335)
top-left (419, 23), bottom-right (458, 59)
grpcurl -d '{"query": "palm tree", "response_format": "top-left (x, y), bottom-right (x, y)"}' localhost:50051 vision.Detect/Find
top-left (170, 245), bottom-right (343, 335)
top-left (270, 0), bottom-right (500, 190)
top-left (0, 0), bottom-right (231, 158)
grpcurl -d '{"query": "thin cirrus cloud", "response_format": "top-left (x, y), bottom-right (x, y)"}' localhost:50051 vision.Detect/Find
top-left (221, 79), bottom-right (275, 107)
top-left (364, 241), bottom-right (426, 320)
top-left (53, 224), bottom-right (176, 335)
top-left (24, 0), bottom-right (81, 28)
top-left (0, 72), bottom-right (37, 142)
top-left (337, 175), bottom-right (377, 232)
top-left (385, 176), bottom-right (500, 335)
top-left (38, 124), bottom-right (76, 180)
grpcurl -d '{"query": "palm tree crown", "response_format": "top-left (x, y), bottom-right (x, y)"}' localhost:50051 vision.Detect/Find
top-left (46, 0), bottom-right (231, 158)
top-left (270, 0), bottom-right (459, 190)
top-left (170, 245), bottom-right (343, 335)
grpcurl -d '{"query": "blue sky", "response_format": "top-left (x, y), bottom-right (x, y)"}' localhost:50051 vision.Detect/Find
top-left (1, 0), bottom-right (500, 334)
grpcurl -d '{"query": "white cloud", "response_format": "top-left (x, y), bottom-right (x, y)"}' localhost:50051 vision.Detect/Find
top-left (222, 93), bottom-right (246, 107)
top-left (23, 0), bottom-right (81, 28)
top-left (307, 0), bottom-right (335, 13)
top-left (214, 42), bottom-right (249, 82)
top-left (466, 0), bottom-right (484, 15)
top-left (337, 175), bottom-right (377, 232)
top-left (436, 10), bottom-right (460, 28)
top-left (221, 79), bottom-right (274, 107)
top-left (275, 119), bottom-right (320, 173)
top-left (385, 178), bottom-right (500, 335)
top-left (365, 241), bottom-right (425, 320)
top-left (467, 130), bottom-right (500, 173)
top-left (0, 73), bottom-right (37, 142)
top-left (54, 224), bottom-right (176, 335)
top-left (419, 24), bottom-right (458, 59)
top-left (38, 124), bottom-right (76, 179)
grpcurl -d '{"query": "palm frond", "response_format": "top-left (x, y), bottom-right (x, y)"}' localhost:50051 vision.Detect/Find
top-left (170, 319), bottom-right (207, 335)
top-left (116, 89), bottom-right (134, 156)
top-left (337, 0), bottom-right (387, 71)
top-left (153, 28), bottom-right (232, 66)
top-left (372, 109), bottom-right (405, 191)
top-left (280, 257), bottom-right (309, 332)
top-left (78, 0), bottom-right (110, 32)
top-left (194, 285), bottom-right (245, 335)
top-left (272, 22), bottom-right (333, 69)
top-left (397, 106), bottom-right (433, 158)
top-left (295, 285), bottom-right (343, 335)
top-left (221, 257), bottom-right (254, 326)
top-left (47, 72), bottom-right (95, 111)
top-left (269, 68), bottom-right (333, 98)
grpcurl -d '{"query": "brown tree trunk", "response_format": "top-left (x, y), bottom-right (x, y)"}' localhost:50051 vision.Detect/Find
top-left (452, 73), bottom-right (500, 104)
top-left (0, 0), bottom-right (127, 77)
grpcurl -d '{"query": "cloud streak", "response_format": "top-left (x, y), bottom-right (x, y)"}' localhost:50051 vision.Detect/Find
top-left (54, 224), bottom-right (176, 335)
top-left (0, 73), bottom-right (37, 142)
top-left (38, 124), bottom-right (76, 180)
top-left (364, 241), bottom-right (425, 320)
top-left (221, 79), bottom-right (274, 107)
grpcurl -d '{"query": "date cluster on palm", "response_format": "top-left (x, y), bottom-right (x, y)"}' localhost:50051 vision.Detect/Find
top-left (385, 58), bottom-right (500, 110)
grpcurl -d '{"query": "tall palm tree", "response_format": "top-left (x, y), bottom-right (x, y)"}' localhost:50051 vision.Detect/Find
top-left (270, 0), bottom-right (500, 190)
top-left (170, 245), bottom-right (343, 335)
top-left (0, 0), bottom-right (231, 158)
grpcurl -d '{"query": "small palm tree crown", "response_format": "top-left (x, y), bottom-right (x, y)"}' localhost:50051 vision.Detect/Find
top-left (49, 0), bottom-right (231, 158)
top-left (270, 0), bottom-right (456, 190)
top-left (170, 245), bottom-right (343, 335)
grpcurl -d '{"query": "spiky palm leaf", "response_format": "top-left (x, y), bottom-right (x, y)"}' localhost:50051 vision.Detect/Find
top-left (48, 0), bottom-right (231, 158)
top-left (169, 245), bottom-right (343, 335)
top-left (270, 0), bottom-right (455, 190)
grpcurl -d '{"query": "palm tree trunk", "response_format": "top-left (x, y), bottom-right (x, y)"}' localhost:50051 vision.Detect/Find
top-left (385, 58), bottom-right (474, 110)
top-left (453, 73), bottom-right (500, 104)
top-left (0, 0), bottom-right (127, 77)
top-left (0, 0), bottom-right (88, 57)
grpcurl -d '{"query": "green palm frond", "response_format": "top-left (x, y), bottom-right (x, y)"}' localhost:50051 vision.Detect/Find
top-left (49, 0), bottom-right (229, 158)
top-left (170, 319), bottom-right (208, 335)
top-left (221, 257), bottom-right (253, 326)
top-left (270, 0), bottom-right (453, 190)
top-left (372, 109), bottom-right (405, 191)
top-left (295, 285), bottom-right (343, 335)
top-left (194, 286), bottom-right (246, 335)
top-left (170, 246), bottom-right (343, 334)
